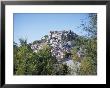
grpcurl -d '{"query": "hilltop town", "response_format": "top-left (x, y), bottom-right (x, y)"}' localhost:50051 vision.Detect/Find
top-left (31, 30), bottom-right (84, 61)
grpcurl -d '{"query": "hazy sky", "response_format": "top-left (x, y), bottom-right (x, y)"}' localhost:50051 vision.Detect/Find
top-left (14, 13), bottom-right (89, 44)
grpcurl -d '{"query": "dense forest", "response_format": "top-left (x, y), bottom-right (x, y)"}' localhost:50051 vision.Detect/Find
top-left (14, 13), bottom-right (97, 75)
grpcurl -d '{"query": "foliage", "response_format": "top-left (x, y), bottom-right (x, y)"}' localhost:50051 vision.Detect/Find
top-left (44, 35), bottom-right (49, 40)
top-left (33, 45), bottom-right (56, 75)
top-left (71, 46), bottom-right (81, 62)
top-left (72, 37), bottom-right (97, 75)
top-left (79, 57), bottom-right (97, 75)
top-left (52, 63), bottom-right (69, 75)
top-left (69, 13), bottom-right (97, 75)
top-left (73, 13), bottom-right (97, 75)
top-left (14, 39), bottom-right (69, 75)
top-left (14, 39), bottom-right (34, 75)
top-left (80, 13), bottom-right (97, 38)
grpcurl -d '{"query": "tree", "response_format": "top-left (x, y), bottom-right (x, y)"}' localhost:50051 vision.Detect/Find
top-left (76, 13), bottom-right (97, 75)
top-left (19, 38), bottom-right (27, 46)
top-left (33, 45), bottom-right (57, 75)
top-left (44, 35), bottom-right (49, 40)
top-left (14, 39), bottom-right (34, 75)
top-left (70, 13), bottom-right (97, 75)
top-left (13, 41), bottom-right (18, 74)
top-left (80, 13), bottom-right (97, 38)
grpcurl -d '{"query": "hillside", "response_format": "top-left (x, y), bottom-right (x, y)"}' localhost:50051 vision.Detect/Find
top-left (14, 30), bottom-right (97, 75)
top-left (31, 30), bottom-right (79, 61)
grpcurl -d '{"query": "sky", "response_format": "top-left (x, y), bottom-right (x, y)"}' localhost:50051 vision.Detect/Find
top-left (14, 13), bottom-right (89, 44)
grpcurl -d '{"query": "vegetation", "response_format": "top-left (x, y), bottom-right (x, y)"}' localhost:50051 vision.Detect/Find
top-left (71, 46), bottom-right (81, 62)
top-left (14, 13), bottom-right (97, 75)
top-left (71, 13), bottom-right (97, 75)
top-left (14, 39), bottom-right (69, 75)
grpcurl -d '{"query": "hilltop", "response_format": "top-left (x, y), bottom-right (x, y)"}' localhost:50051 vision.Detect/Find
top-left (30, 30), bottom-right (84, 61)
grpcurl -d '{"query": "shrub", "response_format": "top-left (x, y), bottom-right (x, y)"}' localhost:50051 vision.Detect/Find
top-left (79, 57), bottom-right (97, 75)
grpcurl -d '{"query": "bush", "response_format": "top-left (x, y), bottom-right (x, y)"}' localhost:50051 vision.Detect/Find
top-left (79, 57), bottom-right (97, 75)
top-left (52, 64), bottom-right (69, 75)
